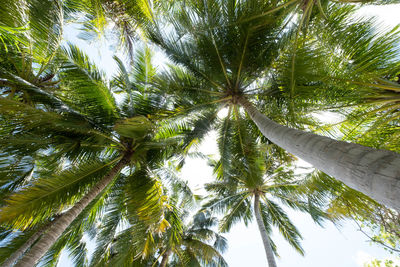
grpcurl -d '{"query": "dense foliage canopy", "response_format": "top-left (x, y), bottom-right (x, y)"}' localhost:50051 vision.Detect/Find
top-left (1, 0), bottom-right (400, 266)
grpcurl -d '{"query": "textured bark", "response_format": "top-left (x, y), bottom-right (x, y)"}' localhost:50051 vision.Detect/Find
top-left (159, 249), bottom-right (172, 267)
top-left (239, 97), bottom-right (400, 211)
top-left (254, 194), bottom-right (277, 267)
top-left (1, 216), bottom-right (59, 267)
top-left (14, 154), bottom-right (131, 267)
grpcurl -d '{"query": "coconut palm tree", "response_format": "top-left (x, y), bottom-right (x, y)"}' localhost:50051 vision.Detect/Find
top-left (88, 160), bottom-right (228, 267)
top-left (62, 0), bottom-right (173, 62)
top-left (156, 210), bottom-right (227, 267)
top-left (85, 162), bottom-right (187, 266)
top-left (201, 114), bottom-right (326, 267)
top-left (146, 0), bottom-right (400, 211)
top-left (154, 183), bottom-right (227, 267)
top-left (205, 168), bottom-right (313, 267)
top-left (0, 46), bottom-right (188, 266)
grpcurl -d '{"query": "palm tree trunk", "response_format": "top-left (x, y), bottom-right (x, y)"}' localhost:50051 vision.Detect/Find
top-left (159, 249), bottom-right (172, 267)
top-left (14, 154), bottom-right (132, 267)
top-left (1, 216), bottom-right (59, 267)
top-left (239, 97), bottom-right (400, 211)
top-left (253, 194), bottom-right (277, 267)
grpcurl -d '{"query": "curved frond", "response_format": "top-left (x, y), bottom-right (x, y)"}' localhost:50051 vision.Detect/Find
top-left (0, 158), bottom-right (119, 229)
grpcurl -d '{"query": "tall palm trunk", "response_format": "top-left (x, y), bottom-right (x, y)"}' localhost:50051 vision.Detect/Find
top-left (159, 249), bottom-right (172, 267)
top-left (253, 194), bottom-right (277, 267)
top-left (239, 97), bottom-right (400, 211)
top-left (1, 216), bottom-right (60, 267)
top-left (14, 153), bottom-right (132, 267)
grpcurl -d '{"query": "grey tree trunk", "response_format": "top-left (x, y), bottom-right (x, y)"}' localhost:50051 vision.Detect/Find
top-left (253, 194), bottom-right (277, 267)
top-left (239, 97), bottom-right (400, 211)
top-left (14, 154), bottom-right (131, 267)
top-left (1, 216), bottom-right (59, 267)
top-left (159, 249), bottom-right (172, 267)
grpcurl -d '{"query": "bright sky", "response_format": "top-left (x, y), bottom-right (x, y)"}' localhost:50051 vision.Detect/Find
top-left (57, 4), bottom-right (400, 267)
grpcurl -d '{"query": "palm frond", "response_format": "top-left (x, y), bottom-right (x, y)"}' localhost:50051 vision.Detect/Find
top-left (262, 198), bottom-right (304, 255)
top-left (57, 43), bottom-right (118, 126)
top-left (0, 158), bottom-right (119, 229)
top-left (219, 195), bottom-right (252, 233)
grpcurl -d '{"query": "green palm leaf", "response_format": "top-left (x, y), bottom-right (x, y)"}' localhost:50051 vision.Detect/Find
top-left (0, 158), bottom-right (119, 229)
top-left (262, 198), bottom-right (304, 255)
top-left (57, 44), bottom-right (118, 125)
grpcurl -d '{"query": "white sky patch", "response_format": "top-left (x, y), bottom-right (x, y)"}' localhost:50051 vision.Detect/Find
top-left (217, 106), bottom-right (229, 118)
top-left (180, 130), bottom-right (219, 195)
top-left (294, 157), bottom-right (313, 172)
top-left (356, 5), bottom-right (400, 28)
top-left (63, 24), bottom-right (124, 79)
top-left (313, 111), bottom-right (344, 125)
top-left (355, 250), bottom-right (375, 266)
top-left (152, 46), bottom-right (171, 70)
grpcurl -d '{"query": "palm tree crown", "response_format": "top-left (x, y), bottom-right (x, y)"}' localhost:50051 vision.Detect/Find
top-left (0, 46), bottom-right (190, 266)
top-left (203, 134), bottom-right (326, 266)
